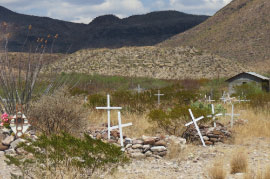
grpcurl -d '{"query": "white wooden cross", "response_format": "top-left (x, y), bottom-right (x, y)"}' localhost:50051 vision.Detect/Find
top-left (135, 84), bottom-right (142, 93)
top-left (111, 111), bottom-right (132, 150)
top-left (185, 109), bottom-right (206, 147)
top-left (207, 104), bottom-right (222, 128)
top-left (205, 95), bottom-right (215, 103)
top-left (96, 94), bottom-right (122, 139)
top-left (225, 103), bottom-right (240, 127)
top-left (154, 90), bottom-right (164, 106)
top-left (220, 92), bottom-right (227, 104)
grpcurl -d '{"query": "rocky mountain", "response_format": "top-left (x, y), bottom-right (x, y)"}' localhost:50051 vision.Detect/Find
top-left (43, 46), bottom-right (250, 79)
top-left (160, 0), bottom-right (270, 66)
top-left (0, 6), bottom-right (208, 53)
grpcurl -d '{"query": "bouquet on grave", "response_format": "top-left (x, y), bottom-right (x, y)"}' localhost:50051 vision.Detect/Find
top-left (1, 113), bottom-right (10, 128)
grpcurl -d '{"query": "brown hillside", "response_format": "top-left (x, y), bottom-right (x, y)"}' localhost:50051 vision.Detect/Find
top-left (43, 46), bottom-right (250, 79)
top-left (160, 0), bottom-right (270, 67)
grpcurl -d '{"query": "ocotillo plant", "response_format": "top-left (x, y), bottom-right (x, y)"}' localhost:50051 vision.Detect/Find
top-left (0, 22), bottom-right (58, 114)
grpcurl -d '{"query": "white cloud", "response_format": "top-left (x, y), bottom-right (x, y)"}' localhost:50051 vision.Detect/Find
top-left (0, 0), bottom-right (232, 23)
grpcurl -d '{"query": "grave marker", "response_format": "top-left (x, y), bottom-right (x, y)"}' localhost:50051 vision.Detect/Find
top-left (154, 90), bottom-right (164, 106)
top-left (135, 84), bottom-right (142, 93)
top-left (207, 104), bottom-right (222, 128)
top-left (185, 109), bottom-right (206, 147)
top-left (225, 103), bottom-right (240, 127)
top-left (111, 111), bottom-right (132, 150)
top-left (10, 105), bottom-right (30, 138)
top-left (96, 94), bottom-right (122, 139)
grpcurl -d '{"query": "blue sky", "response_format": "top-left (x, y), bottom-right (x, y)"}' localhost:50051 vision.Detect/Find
top-left (0, 0), bottom-right (232, 24)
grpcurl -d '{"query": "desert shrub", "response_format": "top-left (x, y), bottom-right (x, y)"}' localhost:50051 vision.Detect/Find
top-left (230, 149), bottom-right (248, 174)
top-left (148, 105), bottom-right (210, 135)
top-left (234, 82), bottom-right (262, 98)
top-left (87, 93), bottom-right (107, 107)
top-left (248, 93), bottom-right (270, 111)
top-left (28, 88), bottom-right (88, 136)
top-left (69, 87), bottom-right (88, 96)
top-left (191, 102), bottom-right (226, 114)
top-left (175, 90), bottom-right (199, 105)
top-left (5, 132), bottom-right (128, 178)
top-left (208, 161), bottom-right (226, 179)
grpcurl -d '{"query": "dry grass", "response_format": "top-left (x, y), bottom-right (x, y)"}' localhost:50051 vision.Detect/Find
top-left (208, 160), bottom-right (226, 179)
top-left (87, 110), bottom-right (157, 138)
top-left (233, 107), bottom-right (270, 144)
top-left (230, 148), bottom-right (248, 174)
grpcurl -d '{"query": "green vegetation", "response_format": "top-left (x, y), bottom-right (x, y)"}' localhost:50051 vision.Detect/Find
top-left (5, 132), bottom-right (128, 178)
top-left (148, 105), bottom-right (211, 136)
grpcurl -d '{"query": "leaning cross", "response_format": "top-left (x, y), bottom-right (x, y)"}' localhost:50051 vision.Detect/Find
top-left (207, 104), bottom-right (222, 128)
top-left (111, 111), bottom-right (132, 150)
top-left (185, 109), bottom-right (206, 147)
top-left (154, 90), bottom-right (164, 106)
top-left (225, 102), bottom-right (240, 127)
top-left (96, 94), bottom-right (122, 139)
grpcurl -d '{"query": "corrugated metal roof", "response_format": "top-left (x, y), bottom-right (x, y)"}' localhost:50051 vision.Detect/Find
top-left (246, 72), bottom-right (269, 80)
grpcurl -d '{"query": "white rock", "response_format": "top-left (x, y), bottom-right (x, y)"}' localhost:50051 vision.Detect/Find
top-left (132, 144), bottom-right (143, 149)
top-left (130, 152), bottom-right (146, 159)
top-left (150, 146), bottom-right (167, 152)
top-left (125, 144), bottom-right (132, 148)
top-left (10, 138), bottom-right (26, 149)
top-left (2, 135), bottom-right (15, 146)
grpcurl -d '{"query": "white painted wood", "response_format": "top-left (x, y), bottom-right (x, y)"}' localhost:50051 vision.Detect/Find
top-left (185, 109), bottom-right (206, 147)
top-left (96, 94), bottom-right (122, 139)
top-left (135, 84), bottom-right (142, 93)
top-left (206, 104), bottom-right (222, 128)
top-left (206, 95), bottom-right (215, 103)
top-left (154, 90), bottom-right (164, 106)
top-left (10, 114), bottom-right (30, 137)
top-left (225, 103), bottom-right (240, 127)
top-left (111, 111), bottom-right (132, 150)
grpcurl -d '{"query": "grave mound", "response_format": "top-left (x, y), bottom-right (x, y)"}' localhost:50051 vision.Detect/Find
top-left (182, 123), bottom-right (232, 145)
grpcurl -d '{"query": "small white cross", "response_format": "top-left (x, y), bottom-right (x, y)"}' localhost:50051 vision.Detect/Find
top-left (185, 109), bottom-right (206, 147)
top-left (225, 103), bottom-right (240, 127)
top-left (96, 94), bottom-right (122, 139)
top-left (154, 90), bottom-right (164, 106)
top-left (111, 111), bottom-right (132, 150)
top-left (206, 95), bottom-right (215, 103)
top-left (220, 92), bottom-right (227, 104)
top-left (207, 104), bottom-right (222, 128)
top-left (135, 84), bottom-right (142, 93)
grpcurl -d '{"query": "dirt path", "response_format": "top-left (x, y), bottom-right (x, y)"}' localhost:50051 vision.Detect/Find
top-left (106, 138), bottom-right (270, 179)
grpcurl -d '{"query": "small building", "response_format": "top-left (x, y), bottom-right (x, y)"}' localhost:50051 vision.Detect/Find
top-left (226, 72), bottom-right (270, 94)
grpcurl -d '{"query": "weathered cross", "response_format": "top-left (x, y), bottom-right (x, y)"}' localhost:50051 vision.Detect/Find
top-left (135, 84), bottom-right (142, 93)
top-left (220, 92), bottom-right (227, 104)
top-left (111, 111), bottom-right (132, 150)
top-left (185, 109), bottom-right (206, 147)
top-left (96, 94), bottom-right (122, 139)
top-left (205, 95), bottom-right (215, 103)
top-left (225, 102), bottom-right (240, 127)
top-left (207, 104), bottom-right (222, 128)
top-left (154, 90), bottom-right (164, 106)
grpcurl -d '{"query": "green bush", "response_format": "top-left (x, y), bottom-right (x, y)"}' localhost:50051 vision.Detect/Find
top-left (148, 105), bottom-right (210, 136)
top-left (5, 132), bottom-right (129, 178)
top-left (87, 93), bottom-right (107, 107)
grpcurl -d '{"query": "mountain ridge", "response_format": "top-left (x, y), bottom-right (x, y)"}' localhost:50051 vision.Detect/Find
top-left (160, 0), bottom-right (270, 65)
top-left (0, 6), bottom-right (209, 53)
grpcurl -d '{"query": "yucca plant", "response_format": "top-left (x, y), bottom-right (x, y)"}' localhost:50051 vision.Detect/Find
top-left (0, 22), bottom-right (61, 114)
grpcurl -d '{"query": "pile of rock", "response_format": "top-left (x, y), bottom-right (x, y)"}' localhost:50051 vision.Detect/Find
top-left (88, 128), bottom-right (187, 159)
top-left (0, 128), bottom-right (36, 155)
top-left (182, 123), bottom-right (231, 145)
